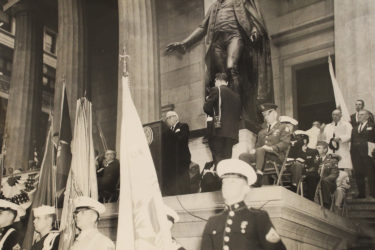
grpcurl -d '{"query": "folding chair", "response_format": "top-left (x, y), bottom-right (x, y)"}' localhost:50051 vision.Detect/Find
top-left (262, 145), bottom-right (292, 186)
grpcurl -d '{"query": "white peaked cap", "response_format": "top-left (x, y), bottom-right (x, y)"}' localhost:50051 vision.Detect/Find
top-left (33, 205), bottom-right (56, 217)
top-left (217, 159), bottom-right (257, 185)
top-left (73, 196), bottom-right (106, 215)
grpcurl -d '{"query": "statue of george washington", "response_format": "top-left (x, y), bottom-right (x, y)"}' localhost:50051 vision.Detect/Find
top-left (165, 0), bottom-right (273, 132)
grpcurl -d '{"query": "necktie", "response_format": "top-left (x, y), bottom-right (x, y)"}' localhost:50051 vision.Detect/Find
top-left (358, 123), bottom-right (363, 133)
top-left (267, 124), bottom-right (271, 132)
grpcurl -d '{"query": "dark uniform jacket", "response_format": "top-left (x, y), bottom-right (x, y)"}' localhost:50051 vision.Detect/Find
top-left (0, 226), bottom-right (20, 250)
top-left (97, 158), bottom-right (120, 193)
top-left (256, 122), bottom-right (291, 161)
top-left (201, 201), bottom-right (286, 250)
top-left (31, 231), bottom-right (60, 250)
top-left (172, 122), bottom-right (191, 174)
top-left (350, 121), bottom-right (375, 155)
top-left (317, 155), bottom-right (339, 183)
top-left (204, 86), bottom-right (241, 142)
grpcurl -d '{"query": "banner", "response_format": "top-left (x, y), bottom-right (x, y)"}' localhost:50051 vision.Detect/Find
top-left (58, 98), bottom-right (98, 250)
top-left (328, 56), bottom-right (350, 122)
top-left (116, 74), bottom-right (173, 250)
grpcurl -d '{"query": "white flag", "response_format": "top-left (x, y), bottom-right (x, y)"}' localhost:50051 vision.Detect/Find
top-left (116, 75), bottom-right (173, 250)
top-left (328, 56), bottom-right (350, 122)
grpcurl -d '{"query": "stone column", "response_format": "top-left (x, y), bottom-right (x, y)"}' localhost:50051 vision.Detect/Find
top-left (53, 0), bottom-right (88, 133)
top-left (335, 0), bottom-right (375, 112)
top-left (4, 2), bottom-right (43, 173)
top-left (116, 0), bottom-right (161, 151)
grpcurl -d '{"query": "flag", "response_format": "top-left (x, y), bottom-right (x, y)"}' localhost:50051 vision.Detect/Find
top-left (55, 84), bottom-right (72, 207)
top-left (328, 56), bottom-right (350, 122)
top-left (116, 74), bottom-right (173, 250)
top-left (58, 97), bottom-right (98, 250)
top-left (22, 122), bottom-right (55, 250)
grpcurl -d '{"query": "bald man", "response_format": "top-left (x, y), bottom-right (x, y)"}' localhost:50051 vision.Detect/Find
top-left (322, 109), bottom-right (353, 171)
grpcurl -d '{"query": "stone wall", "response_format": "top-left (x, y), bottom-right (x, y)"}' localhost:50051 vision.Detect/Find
top-left (156, 0), bottom-right (206, 130)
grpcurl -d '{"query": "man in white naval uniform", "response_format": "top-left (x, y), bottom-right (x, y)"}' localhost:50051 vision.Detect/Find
top-left (71, 196), bottom-right (114, 250)
top-left (322, 109), bottom-right (353, 171)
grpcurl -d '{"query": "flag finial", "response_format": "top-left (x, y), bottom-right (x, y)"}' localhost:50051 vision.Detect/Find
top-left (119, 45), bottom-right (130, 76)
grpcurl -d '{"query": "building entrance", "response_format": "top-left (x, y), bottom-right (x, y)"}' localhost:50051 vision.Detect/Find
top-left (294, 58), bottom-right (336, 130)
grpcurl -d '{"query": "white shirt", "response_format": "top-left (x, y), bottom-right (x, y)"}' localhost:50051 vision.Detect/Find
top-left (71, 228), bottom-right (115, 250)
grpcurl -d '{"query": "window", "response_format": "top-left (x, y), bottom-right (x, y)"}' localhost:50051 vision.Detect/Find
top-left (43, 28), bottom-right (57, 55)
top-left (0, 45), bottom-right (13, 78)
top-left (42, 64), bottom-right (56, 93)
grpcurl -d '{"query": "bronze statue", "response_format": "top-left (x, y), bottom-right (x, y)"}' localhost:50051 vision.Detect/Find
top-left (165, 0), bottom-right (273, 131)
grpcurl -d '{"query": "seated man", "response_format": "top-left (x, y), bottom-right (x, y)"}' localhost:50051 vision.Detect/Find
top-left (97, 150), bottom-right (120, 202)
top-left (0, 199), bottom-right (25, 250)
top-left (304, 141), bottom-right (331, 201)
top-left (334, 168), bottom-right (350, 213)
top-left (239, 103), bottom-right (291, 187)
top-left (32, 205), bottom-right (60, 250)
top-left (314, 153), bottom-right (340, 209)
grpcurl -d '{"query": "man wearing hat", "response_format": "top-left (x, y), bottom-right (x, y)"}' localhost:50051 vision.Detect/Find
top-left (314, 153), bottom-right (340, 208)
top-left (240, 103), bottom-right (291, 187)
top-left (164, 110), bottom-right (192, 195)
top-left (204, 73), bottom-right (241, 167)
top-left (0, 199), bottom-right (25, 250)
top-left (97, 149), bottom-right (120, 201)
top-left (71, 196), bottom-right (114, 250)
top-left (31, 205), bottom-right (60, 250)
top-left (201, 159), bottom-right (286, 250)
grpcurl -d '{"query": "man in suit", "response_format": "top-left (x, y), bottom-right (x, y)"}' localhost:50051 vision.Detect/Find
top-left (350, 109), bottom-right (375, 198)
top-left (201, 159), bottom-right (286, 250)
top-left (165, 111), bottom-right (192, 195)
top-left (239, 103), bottom-right (291, 187)
top-left (204, 73), bottom-right (241, 166)
top-left (350, 99), bottom-right (374, 127)
top-left (97, 150), bottom-right (120, 201)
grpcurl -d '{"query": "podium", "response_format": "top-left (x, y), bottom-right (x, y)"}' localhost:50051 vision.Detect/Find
top-left (143, 121), bottom-right (176, 195)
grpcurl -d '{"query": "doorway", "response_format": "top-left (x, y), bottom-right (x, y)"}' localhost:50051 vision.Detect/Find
top-left (294, 58), bottom-right (336, 130)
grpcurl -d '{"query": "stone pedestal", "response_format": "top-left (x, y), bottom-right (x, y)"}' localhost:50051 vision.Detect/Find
top-left (334, 0), bottom-right (375, 112)
top-left (53, 0), bottom-right (88, 133)
top-left (4, 3), bottom-right (43, 173)
top-left (99, 187), bottom-right (358, 249)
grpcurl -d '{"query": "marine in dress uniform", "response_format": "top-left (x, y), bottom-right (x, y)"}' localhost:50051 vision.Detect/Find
top-left (239, 103), bottom-right (291, 187)
top-left (201, 159), bottom-right (286, 250)
top-left (165, 111), bottom-right (192, 195)
top-left (31, 205), bottom-right (60, 250)
top-left (71, 196), bottom-right (115, 250)
top-left (97, 150), bottom-right (120, 201)
top-left (0, 199), bottom-right (25, 250)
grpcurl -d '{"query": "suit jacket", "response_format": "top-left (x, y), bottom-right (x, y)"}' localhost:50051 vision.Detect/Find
top-left (256, 122), bottom-right (291, 161)
top-left (201, 201), bottom-right (286, 250)
top-left (350, 121), bottom-right (375, 156)
top-left (317, 154), bottom-right (339, 183)
top-left (351, 112), bottom-right (375, 127)
top-left (97, 159), bottom-right (120, 193)
top-left (171, 122), bottom-right (191, 171)
top-left (204, 86), bottom-right (241, 142)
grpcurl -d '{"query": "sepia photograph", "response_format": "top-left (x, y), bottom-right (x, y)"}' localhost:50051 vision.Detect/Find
top-left (0, 0), bottom-right (373, 249)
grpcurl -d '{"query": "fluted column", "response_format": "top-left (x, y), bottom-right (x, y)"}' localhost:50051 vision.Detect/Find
top-left (4, 2), bottom-right (43, 173)
top-left (53, 0), bottom-right (88, 133)
top-left (335, 0), bottom-right (375, 112)
top-left (116, 0), bottom-right (161, 150)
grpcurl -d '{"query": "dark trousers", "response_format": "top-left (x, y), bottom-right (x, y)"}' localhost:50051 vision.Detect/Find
top-left (247, 148), bottom-right (279, 172)
top-left (212, 32), bottom-right (244, 93)
top-left (319, 179), bottom-right (336, 208)
top-left (209, 136), bottom-right (235, 166)
top-left (351, 148), bottom-right (375, 196)
top-left (304, 171), bottom-right (320, 201)
top-left (290, 161), bottom-right (305, 185)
